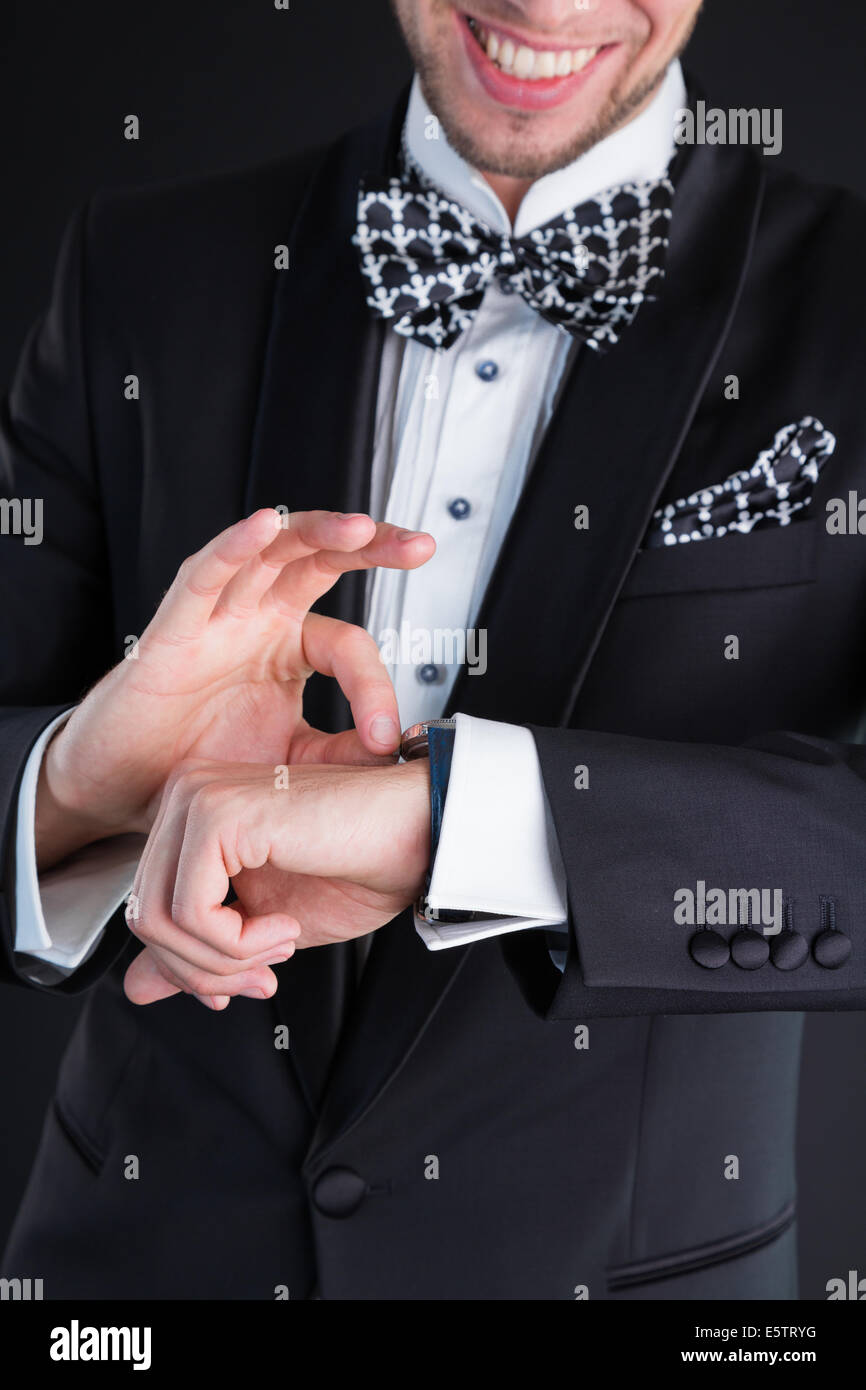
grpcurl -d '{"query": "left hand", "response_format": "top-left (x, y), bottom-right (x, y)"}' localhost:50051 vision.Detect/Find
top-left (123, 758), bottom-right (431, 1007)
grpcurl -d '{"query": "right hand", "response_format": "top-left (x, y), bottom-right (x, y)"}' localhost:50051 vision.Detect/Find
top-left (35, 508), bottom-right (434, 869)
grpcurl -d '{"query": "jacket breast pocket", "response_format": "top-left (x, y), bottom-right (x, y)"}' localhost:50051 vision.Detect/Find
top-left (621, 518), bottom-right (819, 600)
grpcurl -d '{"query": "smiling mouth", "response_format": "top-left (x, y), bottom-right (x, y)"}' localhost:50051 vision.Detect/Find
top-left (465, 13), bottom-right (603, 81)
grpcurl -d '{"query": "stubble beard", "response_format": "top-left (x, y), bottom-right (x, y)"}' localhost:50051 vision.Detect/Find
top-left (396, 4), bottom-right (700, 181)
top-left (418, 57), bottom-right (668, 179)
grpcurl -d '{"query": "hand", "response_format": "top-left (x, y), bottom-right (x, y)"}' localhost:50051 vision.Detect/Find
top-left (36, 509), bottom-right (434, 868)
top-left (123, 757), bottom-right (431, 1007)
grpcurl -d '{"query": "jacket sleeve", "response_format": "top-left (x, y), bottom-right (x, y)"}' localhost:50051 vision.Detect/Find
top-left (498, 723), bottom-right (866, 1020)
top-left (0, 202), bottom-right (132, 993)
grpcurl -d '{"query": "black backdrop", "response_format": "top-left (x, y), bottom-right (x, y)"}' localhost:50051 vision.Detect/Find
top-left (1, 0), bottom-right (865, 1299)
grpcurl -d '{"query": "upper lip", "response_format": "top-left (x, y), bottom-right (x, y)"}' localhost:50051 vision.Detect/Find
top-left (462, 8), bottom-right (611, 54)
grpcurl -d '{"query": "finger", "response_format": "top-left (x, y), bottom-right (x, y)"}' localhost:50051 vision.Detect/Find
top-left (302, 614), bottom-right (401, 753)
top-left (127, 903), bottom-right (299, 975)
top-left (134, 773), bottom-right (302, 962)
top-left (212, 511), bottom-right (378, 618)
top-left (267, 523), bottom-right (435, 617)
top-left (129, 936), bottom-right (287, 1002)
top-left (170, 788), bottom-right (296, 958)
top-left (123, 946), bottom-right (236, 1009)
top-left (151, 509), bottom-right (284, 640)
top-left (289, 725), bottom-right (399, 766)
top-left (124, 945), bottom-right (231, 1009)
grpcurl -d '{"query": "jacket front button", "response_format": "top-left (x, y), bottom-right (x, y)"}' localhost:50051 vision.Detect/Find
top-left (312, 1166), bottom-right (367, 1218)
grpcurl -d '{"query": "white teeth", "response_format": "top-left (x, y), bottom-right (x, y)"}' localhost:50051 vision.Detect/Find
top-left (513, 44), bottom-right (535, 79)
top-left (469, 18), bottom-right (600, 81)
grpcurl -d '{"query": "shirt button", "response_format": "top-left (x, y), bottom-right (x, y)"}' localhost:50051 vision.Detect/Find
top-left (417, 663), bottom-right (440, 685)
top-left (475, 360), bottom-right (499, 382)
top-left (448, 497), bottom-right (471, 520)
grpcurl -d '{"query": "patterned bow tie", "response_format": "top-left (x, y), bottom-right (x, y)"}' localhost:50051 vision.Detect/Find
top-left (353, 162), bottom-right (675, 352)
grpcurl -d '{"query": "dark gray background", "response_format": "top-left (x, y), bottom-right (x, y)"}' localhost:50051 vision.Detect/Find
top-left (1, 0), bottom-right (865, 1300)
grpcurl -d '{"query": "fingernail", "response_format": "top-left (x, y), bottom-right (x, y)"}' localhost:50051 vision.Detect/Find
top-left (396, 529), bottom-right (426, 542)
top-left (370, 715), bottom-right (400, 747)
top-left (339, 512), bottom-right (368, 522)
top-left (240, 987), bottom-right (269, 999)
top-left (265, 953), bottom-right (292, 966)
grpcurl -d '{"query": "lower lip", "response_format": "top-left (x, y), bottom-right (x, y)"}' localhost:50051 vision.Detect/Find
top-left (457, 12), bottom-right (611, 112)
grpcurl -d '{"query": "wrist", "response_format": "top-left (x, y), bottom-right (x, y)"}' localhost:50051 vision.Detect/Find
top-left (395, 755), bottom-right (432, 898)
top-left (35, 727), bottom-right (133, 870)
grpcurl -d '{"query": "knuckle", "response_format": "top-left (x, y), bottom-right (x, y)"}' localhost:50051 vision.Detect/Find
top-left (165, 758), bottom-right (208, 797)
top-left (184, 968), bottom-right (214, 996)
top-left (129, 918), bottom-right (157, 947)
top-left (338, 622), bottom-right (375, 660)
top-left (169, 897), bottom-right (199, 933)
top-left (188, 780), bottom-right (228, 820)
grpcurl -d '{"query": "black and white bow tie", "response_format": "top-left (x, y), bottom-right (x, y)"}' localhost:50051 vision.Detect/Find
top-left (353, 163), bottom-right (675, 352)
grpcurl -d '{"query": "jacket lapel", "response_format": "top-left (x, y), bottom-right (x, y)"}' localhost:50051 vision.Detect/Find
top-left (448, 139), bottom-right (766, 727)
top-left (308, 137), bottom-right (767, 1152)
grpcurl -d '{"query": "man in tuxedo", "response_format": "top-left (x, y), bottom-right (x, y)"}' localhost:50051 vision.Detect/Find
top-left (2, 0), bottom-right (866, 1300)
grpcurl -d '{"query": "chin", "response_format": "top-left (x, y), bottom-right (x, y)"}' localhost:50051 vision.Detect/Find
top-left (418, 7), bottom-right (646, 178)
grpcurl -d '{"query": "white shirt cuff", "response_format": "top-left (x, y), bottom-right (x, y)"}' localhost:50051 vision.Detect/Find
top-left (414, 712), bottom-right (568, 950)
top-left (14, 711), bottom-right (142, 973)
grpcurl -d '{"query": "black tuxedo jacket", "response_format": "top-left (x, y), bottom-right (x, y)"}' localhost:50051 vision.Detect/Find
top-left (2, 84), bottom-right (866, 1300)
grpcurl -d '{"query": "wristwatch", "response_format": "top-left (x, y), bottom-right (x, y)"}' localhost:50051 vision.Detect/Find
top-left (401, 718), bottom-right (506, 927)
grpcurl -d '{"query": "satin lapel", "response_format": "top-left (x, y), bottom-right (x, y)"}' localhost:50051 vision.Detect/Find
top-left (447, 141), bottom-right (767, 727)
top-left (307, 141), bottom-right (766, 1151)
top-left (246, 96), bottom-right (404, 1112)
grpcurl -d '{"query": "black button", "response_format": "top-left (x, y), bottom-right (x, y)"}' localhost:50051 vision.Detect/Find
top-left (689, 930), bottom-right (729, 969)
top-left (770, 931), bottom-right (809, 971)
top-left (417, 663), bottom-right (440, 684)
top-left (812, 930), bottom-right (852, 970)
top-left (312, 1166), bottom-right (367, 1218)
top-left (475, 359), bottom-right (499, 381)
top-left (448, 497), bottom-right (471, 520)
top-left (730, 928), bottom-right (770, 970)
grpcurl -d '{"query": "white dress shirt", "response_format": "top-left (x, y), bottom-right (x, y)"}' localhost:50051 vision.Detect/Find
top-left (13, 61), bottom-right (686, 976)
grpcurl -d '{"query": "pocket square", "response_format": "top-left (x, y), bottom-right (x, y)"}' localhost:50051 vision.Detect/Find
top-left (646, 416), bottom-right (836, 548)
